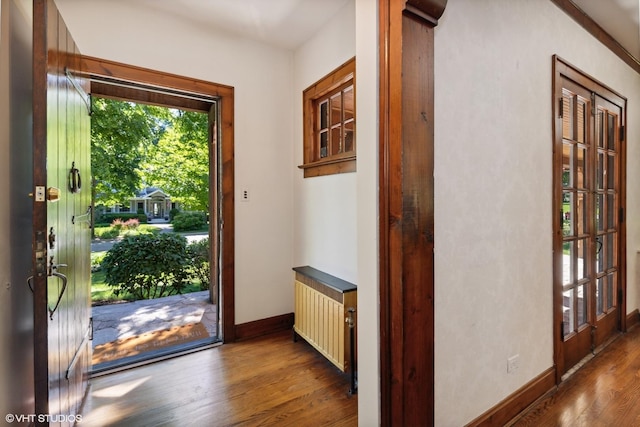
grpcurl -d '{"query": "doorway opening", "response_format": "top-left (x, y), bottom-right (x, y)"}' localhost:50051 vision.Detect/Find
top-left (89, 98), bottom-right (219, 372)
top-left (76, 56), bottom-right (236, 374)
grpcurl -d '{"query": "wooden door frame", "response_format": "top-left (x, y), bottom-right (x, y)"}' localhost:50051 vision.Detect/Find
top-left (379, 0), bottom-right (447, 425)
top-left (76, 56), bottom-right (237, 342)
top-left (552, 55), bottom-right (627, 380)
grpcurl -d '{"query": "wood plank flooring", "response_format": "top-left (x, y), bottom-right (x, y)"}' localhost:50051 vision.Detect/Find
top-left (80, 331), bottom-right (357, 426)
top-left (512, 325), bottom-right (640, 426)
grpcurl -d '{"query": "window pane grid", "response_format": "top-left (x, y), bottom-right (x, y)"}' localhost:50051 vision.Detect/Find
top-left (314, 84), bottom-right (355, 159)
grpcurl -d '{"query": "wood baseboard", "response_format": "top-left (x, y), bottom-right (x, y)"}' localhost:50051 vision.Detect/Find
top-left (466, 367), bottom-right (556, 427)
top-left (627, 309), bottom-right (640, 329)
top-left (234, 313), bottom-right (294, 341)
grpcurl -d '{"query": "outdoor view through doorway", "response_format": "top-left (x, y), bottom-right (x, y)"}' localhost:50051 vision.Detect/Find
top-left (89, 98), bottom-right (220, 373)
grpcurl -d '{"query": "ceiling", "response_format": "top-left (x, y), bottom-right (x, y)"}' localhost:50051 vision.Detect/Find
top-left (572, 0), bottom-right (640, 59)
top-left (56, 0), bottom-right (351, 51)
top-left (54, 0), bottom-right (639, 59)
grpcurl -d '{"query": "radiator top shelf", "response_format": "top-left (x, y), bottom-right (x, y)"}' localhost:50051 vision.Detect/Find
top-left (292, 266), bottom-right (356, 294)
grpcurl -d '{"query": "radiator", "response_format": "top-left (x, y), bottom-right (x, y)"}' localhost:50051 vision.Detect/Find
top-left (293, 266), bottom-right (357, 372)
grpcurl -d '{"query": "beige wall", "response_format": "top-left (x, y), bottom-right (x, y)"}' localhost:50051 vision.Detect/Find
top-left (292, 2), bottom-right (357, 283)
top-left (434, 0), bottom-right (640, 424)
top-left (354, 0), bottom-right (379, 424)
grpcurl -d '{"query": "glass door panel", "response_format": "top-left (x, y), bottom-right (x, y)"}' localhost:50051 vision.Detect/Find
top-left (555, 62), bottom-right (625, 377)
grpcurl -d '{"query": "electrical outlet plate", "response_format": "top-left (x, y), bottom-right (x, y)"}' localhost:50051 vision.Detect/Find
top-left (507, 354), bottom-right (519, 374)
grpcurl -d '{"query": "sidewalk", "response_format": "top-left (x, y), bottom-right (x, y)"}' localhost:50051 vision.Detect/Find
top-left (92, 291), bottom-right (218, 347)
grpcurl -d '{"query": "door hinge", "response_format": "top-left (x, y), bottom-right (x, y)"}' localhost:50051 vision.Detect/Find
top-left (620, 125), bottom-right (625, 141)
top-left (590, 93), bottom-right (596, 116)
top-left (619, 207), bottom-right (624, 224)
top-left (558, 98), bottom-right (563, 118)
top-left (618, 289), bottom-right (624, 305)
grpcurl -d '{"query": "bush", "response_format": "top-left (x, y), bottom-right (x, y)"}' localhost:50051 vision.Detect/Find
top-left (91, 251), bottom-right (107, 272)
top-left (169, 208), bottom-right (181, 221)
top-left (187, 238), bottom-right (210, 290)
top-left (102, 233), bottom-right (192, 300)
top-left (93, 225), bottom-right (120, 239)
top-left (96, 212), bottom-right (147, 225)
top-left (172, 212), bottom-right (206, 232)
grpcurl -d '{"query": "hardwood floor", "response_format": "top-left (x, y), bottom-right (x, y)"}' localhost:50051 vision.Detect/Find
top-left (80, 331), bottom-right (357, 426)
top-left (512, 325), bottom-right (640, 426)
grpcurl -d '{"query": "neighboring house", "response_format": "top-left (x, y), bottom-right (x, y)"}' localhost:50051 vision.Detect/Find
top-left (95, 187), bottom-right (178, 221)
top-left (129, 187), bottom-right (177, 220)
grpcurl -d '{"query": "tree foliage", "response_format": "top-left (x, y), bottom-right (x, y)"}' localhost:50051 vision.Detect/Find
top-left (91, 98), bottom-right (170, 206)
top-left (91, 99), bottom-right (209, 211)
top-left (142, 111), bottom-right (209, 211)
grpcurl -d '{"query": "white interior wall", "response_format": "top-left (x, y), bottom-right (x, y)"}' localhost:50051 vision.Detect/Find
top-left (354, 0), bottom-right (379, 424)
top-left (434, 0), bottom-right (640, 425)
top-left (56, 1), bottom-right (296, 324)
top-left (292, 2), bottom-right (357, 284)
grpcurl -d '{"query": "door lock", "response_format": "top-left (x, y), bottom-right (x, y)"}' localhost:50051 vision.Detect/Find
top-left (46, 187), bottom-right (60, 202)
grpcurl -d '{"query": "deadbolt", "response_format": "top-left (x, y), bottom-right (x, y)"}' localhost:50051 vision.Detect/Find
top-left (46, 187), bottom-right (60, 202)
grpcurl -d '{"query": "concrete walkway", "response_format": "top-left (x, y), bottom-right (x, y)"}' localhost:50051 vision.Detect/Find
top-left (92, 291), bottom-right (218, 347)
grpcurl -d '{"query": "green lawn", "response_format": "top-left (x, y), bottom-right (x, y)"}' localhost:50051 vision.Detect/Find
top-left (93, 223), bottom-right (161, 239)
top-left (91, 270), bottom-right (205, 305)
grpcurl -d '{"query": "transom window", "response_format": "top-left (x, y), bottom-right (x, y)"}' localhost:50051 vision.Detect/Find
top-left (300, 57), bottom-right (355, 177)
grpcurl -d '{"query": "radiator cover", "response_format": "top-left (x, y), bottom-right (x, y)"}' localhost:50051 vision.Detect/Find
top-left (293, 266), bottom-right (357, 372)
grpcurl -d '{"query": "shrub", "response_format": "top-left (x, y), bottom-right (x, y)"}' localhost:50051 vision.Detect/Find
top-left (93, 225), bottom-right (120, 239)
top-left (172, 212), bottom-right (206, 232)
top-left (96, 212), bottom-right (147, 225)
top-left (169, 208), bottom-right (181, 221)
top-left (91, 251), bottom-right (107, 272)
top-left (102, 233), bottom-right (192, 300)
top-left (187, 238), bottom-right (210, 290)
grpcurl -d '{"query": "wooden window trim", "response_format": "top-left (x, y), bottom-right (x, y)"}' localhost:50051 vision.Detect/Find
top-left (300, 57), bottom-right (356, 178)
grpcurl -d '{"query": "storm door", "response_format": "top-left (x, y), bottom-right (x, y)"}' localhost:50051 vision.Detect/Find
top-left (553, 56), bottom-right (627, 378)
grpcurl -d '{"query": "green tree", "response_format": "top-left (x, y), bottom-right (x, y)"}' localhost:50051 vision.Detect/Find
top-left (142, 110), bottom-right (209, 211)
top-left (91, 98), bottom-right (170, 207)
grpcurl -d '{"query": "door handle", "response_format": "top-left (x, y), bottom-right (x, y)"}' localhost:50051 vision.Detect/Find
top-left (68, 162), bottom-right (82, 193)
top-left (48, 258), bottom-right (68, 320)
top-left (595, 237), bottom-right (603, 254)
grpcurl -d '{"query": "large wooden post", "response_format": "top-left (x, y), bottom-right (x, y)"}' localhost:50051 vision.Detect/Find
top-left (379, 1), bottom-right (447, 425)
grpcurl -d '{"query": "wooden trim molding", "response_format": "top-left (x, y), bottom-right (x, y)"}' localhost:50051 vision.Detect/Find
top-left (379, 0), bottom-right (446, 425)
top-left (78, 56), bottom-right (237, 342)
top-left (32, 0), bottom-right (49, 418)
top-left (627, 309), bottom-right (640, 329)
top-left (235, 313), bottom-right (294, 341)
top-left (550, 0), bottom-right (640, 74)
top-left (466, 367), bottom-right (556, 427)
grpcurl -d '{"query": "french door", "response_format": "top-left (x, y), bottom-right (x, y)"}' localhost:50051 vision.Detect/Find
top-left (553, 56), bottom-right (627, 377)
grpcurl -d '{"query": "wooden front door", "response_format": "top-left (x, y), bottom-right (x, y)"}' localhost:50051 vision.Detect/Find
top-left (553, 56), bottom-right (627, 378)
top-left (33, 1), bottom-right (92, 424)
